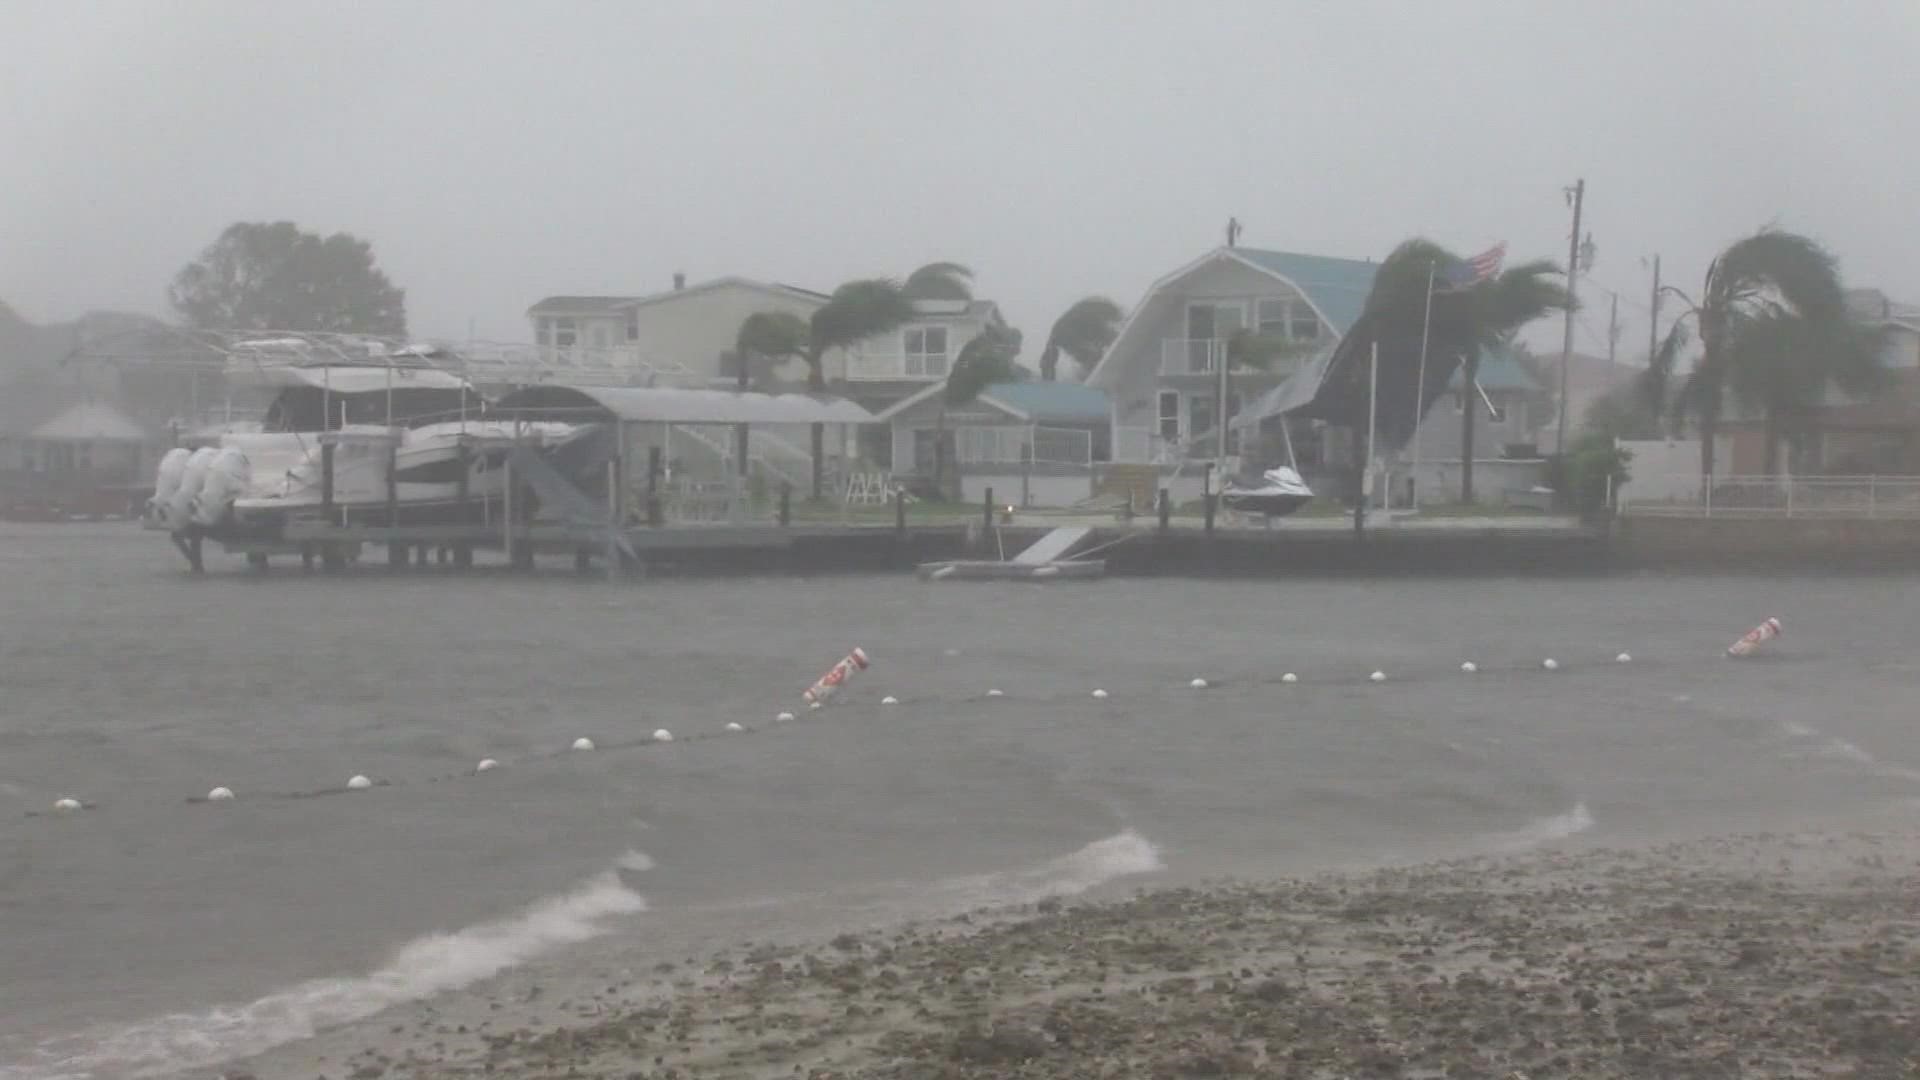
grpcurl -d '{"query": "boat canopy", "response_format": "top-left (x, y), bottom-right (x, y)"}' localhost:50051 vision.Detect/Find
top-left (495, 384), bottom-right (875, 426)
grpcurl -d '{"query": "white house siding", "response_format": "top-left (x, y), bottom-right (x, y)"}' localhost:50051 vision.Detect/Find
top-left (1408, 389), bottom-right (1538, 463)
top-left (958, 471), bottom-right (1092, 508)
top-left (1106, 259), bottom-right (1327, 455)
top-left (623, 283), bottom-right (828, 385)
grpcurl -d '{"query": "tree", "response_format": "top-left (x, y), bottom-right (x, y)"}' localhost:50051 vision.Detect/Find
top-left (1038, 297), bottom-right (1123, 382)
top-left (1359, 239), bottom-right (1569, 502)
top-left (728, 311), bottom-right (810, 479)
top-left (1221, 328), bottom-right (1317, 459)
top-left (903, 262), bottom-right (974, 303)
top-left (1582, 381), bottom-right (1664, 442)
top-left (168, 221), bottom-right (406, 335)
top-left (1641, 228), bottom-right (1873, 481)
top-left (802, 279), bottom-right (917, 497)
top-left (932, 324), bottom-right (1023, 500)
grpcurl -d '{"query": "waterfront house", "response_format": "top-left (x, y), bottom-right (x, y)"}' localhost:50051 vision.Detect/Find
top-left (869, 379), bottom-right (1110, 506)
top-left (1083, 245), bottom-right (1376, 469)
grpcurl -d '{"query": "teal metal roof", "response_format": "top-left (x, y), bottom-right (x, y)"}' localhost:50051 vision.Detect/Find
top-left (1448, 346), bottom-right (1542, 393)
top-left (1232, 248), bottom-right (1380, 335)
top-left (982, 381), bottom-right (1108, 422)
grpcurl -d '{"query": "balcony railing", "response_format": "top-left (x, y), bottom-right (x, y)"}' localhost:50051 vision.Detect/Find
top-left (843, 349), bottom-right (949, 381)
top-left (1161, 338), bottom-right (1227, 376)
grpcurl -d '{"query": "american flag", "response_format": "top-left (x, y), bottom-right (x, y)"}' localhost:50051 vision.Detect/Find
top-left (1440, 242), bottom-right (1506, 289)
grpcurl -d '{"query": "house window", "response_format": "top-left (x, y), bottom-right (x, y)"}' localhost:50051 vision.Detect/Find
top-left (551, 318), bottom-right (577, 348)
top-left (588, 322), bottom-right (612, 349)
top-left (1189, 394), bottom-right (1216, 449)
top-left (625, 309), bottom-right (639, 342)
top-left (1290, 306), bottom-right (1320, 342)
top-left (1157, 390), bottom-right (1181, 441)
top-left (904, 326), bottom-right (949, 377)
top-left (1227, 391), bottom-right (1244, 454)
top-left (1256, 299), bottom-right (1289, 336)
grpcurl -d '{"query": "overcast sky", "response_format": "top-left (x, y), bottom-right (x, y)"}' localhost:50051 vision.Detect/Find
top-left (4, 0), bottom-right (1916, 364)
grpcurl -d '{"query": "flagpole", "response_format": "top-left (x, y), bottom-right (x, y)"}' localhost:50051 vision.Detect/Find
top-left (1367, 339), bottom-right (1379, 511)
top-left (1411, 260), bottom-right (1436, 511)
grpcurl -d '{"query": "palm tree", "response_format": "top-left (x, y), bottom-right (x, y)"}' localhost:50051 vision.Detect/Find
top-left (802, 279), bottom-right (917, 498)
top-left (931, 324), bottom-right (1023, 500)
top-left (730, 312), bottom-right (809, 478)
top-left (1360, 239), bottom-right (1569, 502)
top-left (1643, 229), bottom-right (1878, 480)
top-left (1219, 328), bottom-right (1316, 461)
top-left (1038, 297), bottom-right (1123, 382)
top-left (903, 262), bottom-right (974, 303)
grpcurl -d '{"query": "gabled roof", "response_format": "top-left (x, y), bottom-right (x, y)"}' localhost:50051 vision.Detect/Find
top-left (624, 276), bottom-right (831, 312)
top-left (1085, 246), bottom-right (1378, 387)
top-left (870, 379), bottom-right (1107, 424)
top-left (29, 400), bottom-right (149, 442)
top-left (527, 296), bottom-right (639, 315)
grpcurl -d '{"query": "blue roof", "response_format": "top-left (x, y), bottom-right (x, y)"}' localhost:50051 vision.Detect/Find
top-left (982, 381), bottom-right (1108, 422)
top-left (1231, 248), bottom-right (1380, 335)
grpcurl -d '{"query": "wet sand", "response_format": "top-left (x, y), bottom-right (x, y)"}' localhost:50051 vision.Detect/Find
top-left (259, 828), bottom-right (1920, 1080)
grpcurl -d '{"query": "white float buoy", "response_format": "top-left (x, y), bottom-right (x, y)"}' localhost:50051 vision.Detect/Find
top-left (986, 688), bottom-right (1004, 698)
top-left (652, 728), bottom-right (674, 743)
top-left (880, 695), bottom-right (900, 705)
top-left (776, 711), bottom-right (796, 722)
top-left (1542, 658), bottom-right (1560, 671)
top-left (1616, 652), bottom-right (1633, 664)
top-left (724, 722), bottom-right (744, 733)
top-left (1461, 661), bottom-right (1478, 673)
top-left (476, 759), bottom-right (499, 773)
top-left (1281, 673), bottom-right (1298, 684)
top-left (1090, 688), bottom-right (1109, 699)
top-left (571, 737), bottom-right (595, 752)
top-left (53, 797), bottom-right (82, 813)
top-left (1369, 671), bottom-right (1386, 683)
top-left (346, 775), bottom-right (373, 790)
top-left (1189, 678), bottom-right (1209, 689)
top-left (207, 786), bottom-right (235, 802)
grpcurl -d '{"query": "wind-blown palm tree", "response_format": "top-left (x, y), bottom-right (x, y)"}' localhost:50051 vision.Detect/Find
top-left (930, 324), bottom-right (1023, 499)
top-left (1361, 239), bottom-right (1569, 502)
top-left (903, 262), bottom-right (975, 303)
top-left (1038, 297), bottom-right (1123, 382)
top-left (1219, 328), bottom-right (1317, 460)
top-left (730, 311), bottom-right (810, 477)
top-left (802, 279), bottom-right (917, 498)
top-left (1642, 229), bottom-right (1879, 480)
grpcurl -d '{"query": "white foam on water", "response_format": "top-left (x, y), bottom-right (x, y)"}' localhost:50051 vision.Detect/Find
top-left (1486, 802), bottom-right (1595, 853)
top-left (614, 850), bottom-right (655, 872)
top-left (1777, 720), bottom-right (1920, 780)
top-left (1780, 719), bottom-right (1819, 739)
top-left (912, 830), bottom-right (1165, 913)
top-left (16, 862), bottom-right (648, 1080)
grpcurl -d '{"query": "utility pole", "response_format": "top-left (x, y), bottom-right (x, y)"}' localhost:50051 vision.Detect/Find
top-left (1557, 178), bottom-right (1585, 457)
top-left (1647, 254), bottom-right (1661, 363)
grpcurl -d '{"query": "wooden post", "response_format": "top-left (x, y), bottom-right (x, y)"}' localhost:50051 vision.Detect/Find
top-left (646, 445), bottom-right (663, 527)
top-left (605, 456), bottom-right (620, 578)
top-left (388, 436), bottom-right (406, 569)
top-left (894, 488), bottom-right (906, 536)
top-left (502, 453), bottom-right (514, 566)
top-left (778, 482), bottom-right (792, 527)
top-left (1157, 487), bottom-right (1171, 532)
top-left (982, 486), bottom-right (994, 533)
top-left (1202, 462), bottom-right (1216, 535)
top-left (320, 437), bottom-right (336, 526)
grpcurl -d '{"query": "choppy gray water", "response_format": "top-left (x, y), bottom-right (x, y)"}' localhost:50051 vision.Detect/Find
top-left (4, 523), bottom-right (1919, 1077)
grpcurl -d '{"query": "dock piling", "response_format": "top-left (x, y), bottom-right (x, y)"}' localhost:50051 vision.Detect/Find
top-left (1157, 488), bottom-right (1171, 532)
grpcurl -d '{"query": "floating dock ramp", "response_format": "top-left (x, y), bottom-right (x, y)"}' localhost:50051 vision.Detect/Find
top-left (916, 524), bottom-right (1105, 581)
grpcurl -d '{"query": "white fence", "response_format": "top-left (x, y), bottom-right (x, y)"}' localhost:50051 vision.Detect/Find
top-left (1618, 475), bottom-right (1920, 518)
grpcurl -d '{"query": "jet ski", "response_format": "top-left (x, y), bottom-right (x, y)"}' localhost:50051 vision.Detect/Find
top-left (1221, 466), bottom-right (1313, 518)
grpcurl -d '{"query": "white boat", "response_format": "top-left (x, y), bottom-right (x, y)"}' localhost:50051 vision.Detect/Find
top-left (144, 347), bottom-right (583, 538)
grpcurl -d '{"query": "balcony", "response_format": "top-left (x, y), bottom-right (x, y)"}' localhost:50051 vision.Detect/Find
top-left (1159, 338), bottom-right (1312, 379)
top-left (843, 349), bottom-right (949, 381)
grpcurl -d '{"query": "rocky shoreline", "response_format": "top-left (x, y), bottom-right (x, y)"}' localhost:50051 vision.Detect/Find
top-left (255, 832), bottom-right (1920, 1080)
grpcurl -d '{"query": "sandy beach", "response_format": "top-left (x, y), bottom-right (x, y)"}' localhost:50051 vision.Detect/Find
top-left (232, 828), bottom-right (1920, 1080)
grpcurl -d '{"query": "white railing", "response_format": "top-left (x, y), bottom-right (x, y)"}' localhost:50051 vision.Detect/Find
top-left (1618, 474), bottom-right (1920, 518)
top-left (951, 425), bottom-right (1093, 468)
top-left (842, 348), bottom-right (948, 381)
top-left (1162, 338), bottom-right (1227, 376)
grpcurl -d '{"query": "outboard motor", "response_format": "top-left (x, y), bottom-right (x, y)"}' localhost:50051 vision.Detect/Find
top-left (147, 447), bottom-right (191, 528)
top-left (166, 447), bottom-right (218, 531)
top-left (191, 446), bottom-right (251, 528)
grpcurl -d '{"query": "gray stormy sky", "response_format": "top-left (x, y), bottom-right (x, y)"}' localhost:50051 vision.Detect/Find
top-left (3, 0), bottom-right (1916, 367)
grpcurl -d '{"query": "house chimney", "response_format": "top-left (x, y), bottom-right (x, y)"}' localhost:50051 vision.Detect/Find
top-left (672, 272), bottom-right (686, 291)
